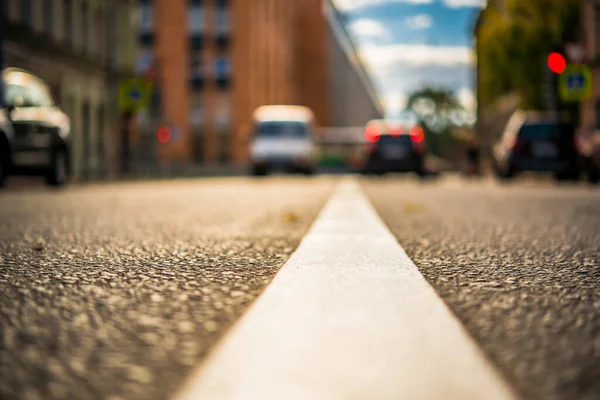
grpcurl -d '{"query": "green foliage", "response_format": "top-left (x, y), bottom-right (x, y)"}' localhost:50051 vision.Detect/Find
top-left (406, 87), bottom-right (467, 158)
top-left (478, 0), bottom-right (582, 110)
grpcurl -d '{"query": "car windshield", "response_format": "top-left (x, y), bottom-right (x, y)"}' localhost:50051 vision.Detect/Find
top-left (519, 123), bottom-right (573, 140)
top-left (5, 84), bottom-right (31, 107)
top-left (256, 121), bottom-right (308, 138)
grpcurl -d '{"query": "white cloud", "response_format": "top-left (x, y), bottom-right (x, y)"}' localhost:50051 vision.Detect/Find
top-left (334, 0), bottom-right (434, 12)
top-left (441, 0), bottom-right (487, 8)
top-left (349, 19), bottom-right (390, 39)
top-left (405, 14), bottom-right (433, 30)
top-left (361, 44), bottom-right (475, 68)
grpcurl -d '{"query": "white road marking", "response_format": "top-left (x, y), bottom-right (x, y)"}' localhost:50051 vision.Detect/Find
top-left (174, 178), bottom-right (518, 400)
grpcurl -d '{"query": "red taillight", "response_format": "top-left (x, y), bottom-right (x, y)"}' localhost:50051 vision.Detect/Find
top-left (410, 126), bottom-right (425, 143)
top-left (409, 126), bottom-right (426, 154)
top-left (365, 126), bottom-right (380, 142)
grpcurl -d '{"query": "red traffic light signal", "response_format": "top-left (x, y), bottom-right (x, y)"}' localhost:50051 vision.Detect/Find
top-left (157, 126), bottom-right (172, 144)
top-left (548, 52), bottom-right (566, 74)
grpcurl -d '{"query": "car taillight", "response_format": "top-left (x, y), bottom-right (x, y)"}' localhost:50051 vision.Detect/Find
top-left (410, 126), bottom-right (426, 153)
top-left (410, 126), bottom-right (424, 143)
top-left (365, 126), bottom-right (381, 143)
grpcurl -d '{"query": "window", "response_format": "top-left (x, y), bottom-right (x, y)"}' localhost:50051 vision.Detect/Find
top-left (107, 8), bottom-right (116, 67)
top-left (256, 122), bottom-right (308, 138)
top-left (215, 56), bottom-right (230, 89)
top-left (97, 105), bottom-right (106, 175)
top-left (64, 0), bottom-right (73, 45)
top-left (44, 0), bottom-right (54, 35)
top-left (216, 2), bottom-right (229, 35)
top-left (139, 2), bottom-right (153, 34)
top-left (81, 2), bottom-right (89, 53)
top-left (5, 82), bottom-right (53, 108)
top-left (215, 56), bottom-right (230, 77)
top-left (20, 0), bottom-right (32, 26)
top-left (136, 50), bottom-right (154, 75)
top-left (191, 52), bottom-right (204, 90)
top-left (190, 95), bottom-right (204, 126)
top-left (96, 9), bottom-right (104, 58)
top-left (189, 4), bottom-right (204, 34)
top-left (6, 85), bottom-right (34, 107)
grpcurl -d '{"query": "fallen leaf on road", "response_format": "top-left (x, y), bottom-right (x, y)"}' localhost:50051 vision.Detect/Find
top-left (284, 211), bottom-right (300, 223)
top-left (403, 201), bottom-right (425, 213)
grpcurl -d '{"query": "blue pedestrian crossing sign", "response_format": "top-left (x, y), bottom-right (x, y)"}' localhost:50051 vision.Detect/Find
top-left (119, 78), bottom-right (153, 112)
top-left (559, 65), bottom-right (592, 102)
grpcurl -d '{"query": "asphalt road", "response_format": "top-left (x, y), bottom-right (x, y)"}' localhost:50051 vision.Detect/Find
top-left (1, 175), bottom-right (599, 400)
top-left (363, 176), bottom-right (600, 400)
top-left (0, 177), bottom-right (334, 400)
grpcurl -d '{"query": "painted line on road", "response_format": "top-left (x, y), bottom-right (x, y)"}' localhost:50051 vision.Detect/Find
top-left (174, 178), bottom-right (517, 400)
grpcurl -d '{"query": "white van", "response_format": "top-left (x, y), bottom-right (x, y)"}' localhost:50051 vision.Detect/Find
top-left (249, 105), bottom-right (318, 176)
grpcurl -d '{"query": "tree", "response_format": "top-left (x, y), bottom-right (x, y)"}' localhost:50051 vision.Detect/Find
top-left (406, 87), bottom-right (471, 159)
top-left (478, 0), bottom-right (582, 110)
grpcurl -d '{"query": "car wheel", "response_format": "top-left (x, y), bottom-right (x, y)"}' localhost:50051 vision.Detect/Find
top-left (46, 149), bottom-right (68, 187)
top-left (251, 164), bottom-right (268, 176)
top-left (415, 162), bottom-right (427, 178)
top-left (588, 167), bottom-right (600, 184)
top-left (554, 169), bottom-right (579, 182)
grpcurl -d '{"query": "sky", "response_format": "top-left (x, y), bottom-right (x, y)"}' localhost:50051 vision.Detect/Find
top-left (333, 0), bottom-right (486, 117)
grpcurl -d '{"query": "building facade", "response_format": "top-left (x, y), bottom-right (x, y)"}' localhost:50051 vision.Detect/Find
top-left (136, 0), bottom-right (232, 166)
top-left (326, 0), bottom-right (384, 127)
top-left (580, 0), bottom-right (600, 131)
top-left (4, 0), bottom-right (138, 178)
top-left (136, 0), bottom-right (383, 167)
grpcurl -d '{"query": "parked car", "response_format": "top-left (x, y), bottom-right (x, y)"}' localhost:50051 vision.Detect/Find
top-left (0, 68), bottom-right (71, 187)
top-left (248, 105), bottom-right (318, 176)
top-left (577, 129), bottom-right (600, 184)
top-left (362, 115), bottom-right (427, 176)
top-left (492, 110), bottom-right (579, 181)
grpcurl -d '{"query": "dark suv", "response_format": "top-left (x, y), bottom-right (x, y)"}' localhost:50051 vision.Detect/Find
top-left (0, 68), bottom-right (71, 187)
top-left (492, 111), bottom-right (579, 181)
top-left (362, 118), bottom-right (426, 176)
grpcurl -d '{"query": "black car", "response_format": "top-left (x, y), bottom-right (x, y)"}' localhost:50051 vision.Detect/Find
top-left (492, 111), bottom-right (579, 181)
top-left (362, 118), bottom-right (426, 176)
top-left (0, 68), bottom-right (71, 187)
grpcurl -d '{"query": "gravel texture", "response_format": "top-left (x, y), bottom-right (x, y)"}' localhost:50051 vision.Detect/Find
top-left (364, 176), bottom-right (600, 400)
top-left (0, 177), bottom-right (334, 400)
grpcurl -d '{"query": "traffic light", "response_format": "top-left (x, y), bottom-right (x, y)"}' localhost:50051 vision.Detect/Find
top-left (548, 52), bottom-right (566, 74)
top-left (157, 126), bottom-right (172, 144)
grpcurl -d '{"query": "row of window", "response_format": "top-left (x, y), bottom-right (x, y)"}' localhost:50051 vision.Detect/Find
top-left (139, 33), bottom-right (230, 49)
top-left (139, 4), bottom-right (230, 35)
top-left (14, 0), bottom-right (107, 60)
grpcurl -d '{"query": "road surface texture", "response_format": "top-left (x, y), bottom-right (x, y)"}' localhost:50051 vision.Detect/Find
top-left (364, 176), bottom-right (600, 400)
top-left (0, 177), bottom-right (334, 400)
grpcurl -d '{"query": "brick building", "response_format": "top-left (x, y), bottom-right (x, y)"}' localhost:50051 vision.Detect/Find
top-left (136, 0), bottom-right (383, 167)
